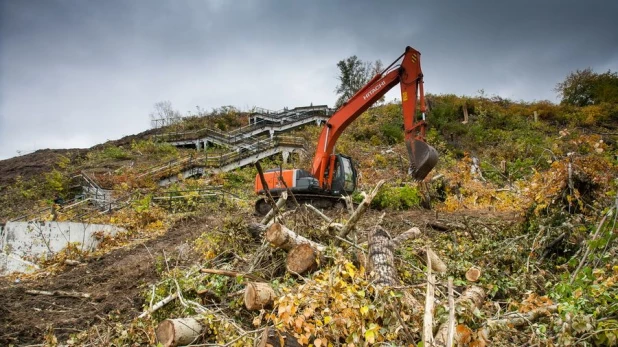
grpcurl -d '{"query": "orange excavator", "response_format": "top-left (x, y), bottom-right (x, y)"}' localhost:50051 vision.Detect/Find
top-left (254, 46), bottom-right (438, 215)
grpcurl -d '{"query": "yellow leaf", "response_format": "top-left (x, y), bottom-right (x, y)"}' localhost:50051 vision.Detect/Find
top-left (323, 316), bottom-right (332, 324)
top-left (360, 306), bottom-right (369, 316)
top-left (365, 329), bottom-right (375, 343)
top-left (345, 262), bottom-right (356, 277)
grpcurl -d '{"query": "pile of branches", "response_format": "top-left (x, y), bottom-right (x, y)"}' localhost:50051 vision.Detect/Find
top-left (137, 181), bottom-right (558, 347)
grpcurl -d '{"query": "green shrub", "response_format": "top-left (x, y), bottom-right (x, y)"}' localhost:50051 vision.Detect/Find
top-left (131, 139), bottom-right (178, 158)
top-left (45, 169), bottom-right (68, 195)
top-left (380, 122), bottom-right (404, 144)
top-left (101, 146), bottom-right (132, 160)
top-left (372, 185), bottom-right (421, 210)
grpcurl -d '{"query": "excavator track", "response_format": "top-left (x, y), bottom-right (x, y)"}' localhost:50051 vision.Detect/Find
top-left (255, 193), bottom-right (349, 216)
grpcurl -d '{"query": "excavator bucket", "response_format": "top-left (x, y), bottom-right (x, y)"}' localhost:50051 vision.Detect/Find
top-left (406, 138), bottom-right (439, 180)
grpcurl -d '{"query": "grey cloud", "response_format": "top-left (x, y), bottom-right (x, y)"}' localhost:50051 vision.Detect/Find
top-left (1, 0), bottom-right (617, 159)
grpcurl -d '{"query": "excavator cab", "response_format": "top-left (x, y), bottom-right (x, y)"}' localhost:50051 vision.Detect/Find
top-left (330, 154), bottom-right (357, 195)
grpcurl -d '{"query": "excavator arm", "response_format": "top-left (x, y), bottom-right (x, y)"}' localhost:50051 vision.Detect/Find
top-left (311, 46), bottom-right (438, 189)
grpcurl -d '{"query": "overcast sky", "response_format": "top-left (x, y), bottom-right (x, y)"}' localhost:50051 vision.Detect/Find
top-left (1, 0), bottom-right (617, 160)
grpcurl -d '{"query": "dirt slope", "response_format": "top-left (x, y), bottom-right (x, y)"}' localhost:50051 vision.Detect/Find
top-left (0, 214), bottom-right (215, 345)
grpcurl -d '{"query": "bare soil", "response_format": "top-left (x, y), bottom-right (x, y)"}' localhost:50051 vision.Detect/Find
top-left (0, 207), bottom-right (518, 345)
top-left (0, 149), bottom-right (87, 187)
top-left (0, 214), bottom-right (215, 345)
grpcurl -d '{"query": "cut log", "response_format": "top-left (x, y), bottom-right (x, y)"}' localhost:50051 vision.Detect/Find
top-left (465, 267), bottom-right (481, 282)
top-left (156, 318), bottom-right (204, 347)
top-left (266, 223), bottom-right (325, 252)
top-left (258, 326), bottom-right (302, 347)
top-left (368, 225), bottom-right (399, 287)
top-left (434, 286), bottom-right (486, 346)
top-left (418, 247), bottom-right (447, 273)
top-left (338, 180), bottom-right (385, 239)
top-left (286, 243), bottom-right (322, 275)
top-left (244, 282), bottom-right (276, 310)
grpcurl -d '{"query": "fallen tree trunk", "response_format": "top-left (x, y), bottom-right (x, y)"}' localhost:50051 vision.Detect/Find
top-left (368, 226), bottom-right (421, 286)
top-left (338, 180), bottom-right (385, 239)
top-left (368, 226), bottom-right (400, 287)
top-left (138, 293), bottom-right (179, 319)
top-left (244, 282), bottom-right (276, 310)
top-left (485, 304), bottom-right (558, 333)
top-left (258, 326), bottom-right (301, 347)
top-left (434, 286), bottom-right (486, 346)
top-left (266, 223), bottom-right (325, 252)
top-left (304, 203), bottom-right (332, 223)
top-left (25, 289), bottom-right (90, 298)
top-left (156, 318), bottom-right (204, 347)
top-left (261, 192), bottom-right (288, 225)
top-left (368, 226), bottom-right (422, 312)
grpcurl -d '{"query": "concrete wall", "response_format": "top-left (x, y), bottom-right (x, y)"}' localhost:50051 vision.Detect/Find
top-left (0, 221), bottom-right (124, 276)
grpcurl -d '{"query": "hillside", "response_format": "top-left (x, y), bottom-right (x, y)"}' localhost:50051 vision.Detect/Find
top-left (0, 96), bottom-right (617, 346)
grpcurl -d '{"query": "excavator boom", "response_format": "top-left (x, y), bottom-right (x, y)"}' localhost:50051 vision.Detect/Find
top-left (254, 46), bottom-right (438, 215)
top-left (312, 46), bottom-right (438, 187)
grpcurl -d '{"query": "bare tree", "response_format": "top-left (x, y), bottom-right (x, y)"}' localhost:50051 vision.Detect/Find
top-left (150, 101), bottom-right (182, 128)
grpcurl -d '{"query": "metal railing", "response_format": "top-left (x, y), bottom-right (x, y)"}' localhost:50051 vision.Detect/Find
top-left (152, 186), bottom-right (243, 210)
top-left (153, 105), bottom-right (330, 144)
top-left (137, 135), bottom-right (305, 181)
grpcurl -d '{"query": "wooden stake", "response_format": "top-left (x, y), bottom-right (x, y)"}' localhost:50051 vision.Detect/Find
top-left (422, 249), bottom-right (435, 347)
top-left (255, 161), bottom-right (278, 211)
top-left (434, 286), bottom-right (486, 346)
top-left (446, 278), bottom-right (455, 347)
